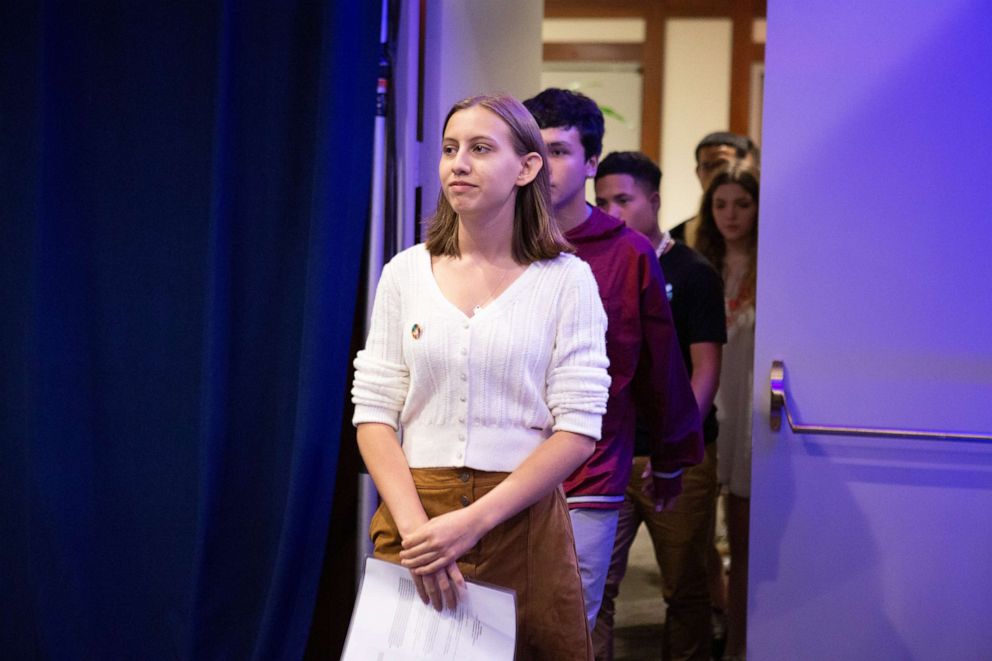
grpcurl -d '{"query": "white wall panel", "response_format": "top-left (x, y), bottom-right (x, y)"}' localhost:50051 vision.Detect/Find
top-left (660, 19), bottom-right (732, 230)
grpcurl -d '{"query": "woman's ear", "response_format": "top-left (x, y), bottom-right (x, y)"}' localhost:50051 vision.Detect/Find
top-left (516, 152), bottom-right (543, 186)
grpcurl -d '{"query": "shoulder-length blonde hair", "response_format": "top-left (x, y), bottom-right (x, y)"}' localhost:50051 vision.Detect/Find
top-left (425, 93), bottom-right (572, 264)
top-left (695, 163), bottom-right (760, 300)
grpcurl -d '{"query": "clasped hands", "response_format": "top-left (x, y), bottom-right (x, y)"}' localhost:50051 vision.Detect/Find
top-left (399, 507), bottom-right (483, 612)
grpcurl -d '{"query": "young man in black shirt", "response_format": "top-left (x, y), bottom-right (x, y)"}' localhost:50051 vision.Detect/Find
top-left (592, 151), bottom-right (727, 661)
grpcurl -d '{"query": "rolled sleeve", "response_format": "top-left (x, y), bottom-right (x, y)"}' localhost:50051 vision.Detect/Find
top-left (351, 262), bottom-right (409, 428)
top-left (547, 260), bottom-right (611, 440)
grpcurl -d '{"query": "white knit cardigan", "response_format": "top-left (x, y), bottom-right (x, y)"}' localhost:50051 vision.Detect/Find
top-left (352, 244), bottom-right (611, 472)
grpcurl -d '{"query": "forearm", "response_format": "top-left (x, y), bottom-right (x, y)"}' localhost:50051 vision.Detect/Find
top-left (688, 342), bottom-right (721, 419)
top-left (356, 423), bottom-right (427, 538)
top-left (469, 431), bottom-right (595, 535)
top-left (691, 372), bottom-right (718, 419)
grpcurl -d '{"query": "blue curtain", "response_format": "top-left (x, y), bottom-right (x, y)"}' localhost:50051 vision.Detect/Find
top-left (0, 1), bottom-right (379, 658)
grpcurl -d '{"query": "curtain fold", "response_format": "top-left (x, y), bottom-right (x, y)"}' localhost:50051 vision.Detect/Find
top-left (0, 2), bottom-right (379, 658)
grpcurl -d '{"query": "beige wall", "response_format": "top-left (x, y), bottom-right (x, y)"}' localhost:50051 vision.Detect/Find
top-left (660, 18), bottom-right (733, 230)
top-left (543, 17), bottom-right (645, 42)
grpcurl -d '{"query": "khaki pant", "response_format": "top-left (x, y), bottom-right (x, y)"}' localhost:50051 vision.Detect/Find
top-left (370, 468), bottom-right (593, 661)
top-left (593, 445), bottom-right (718, 661)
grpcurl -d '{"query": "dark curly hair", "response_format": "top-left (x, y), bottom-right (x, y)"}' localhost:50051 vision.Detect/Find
top-left (595, 151), bottom-right (662, 193)
top-left (694, 131), bottom-right (752, 164)
top-left (522, 88), bottom-right (604, 160)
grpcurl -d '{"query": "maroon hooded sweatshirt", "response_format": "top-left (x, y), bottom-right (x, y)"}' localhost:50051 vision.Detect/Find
top-left (563, 206), bottom-right (703, 507)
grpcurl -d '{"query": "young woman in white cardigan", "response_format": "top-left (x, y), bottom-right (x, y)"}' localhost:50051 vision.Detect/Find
top-left (351, 93), bottom-right (610, 660)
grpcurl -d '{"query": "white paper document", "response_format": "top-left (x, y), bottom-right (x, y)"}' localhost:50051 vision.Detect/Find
top-left (341, 557), bottom-right (516, 660)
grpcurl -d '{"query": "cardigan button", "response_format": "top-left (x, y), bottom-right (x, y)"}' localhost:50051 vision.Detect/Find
top-left (458, 433), bottom-right (465, 441)
top-left (460, 495), bottom-right (470, 507)
top-left (459, 471), bottom-right (470, 483)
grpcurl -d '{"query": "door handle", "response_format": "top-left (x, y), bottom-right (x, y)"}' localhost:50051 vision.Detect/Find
top-left (769, 360), bottom-right (992, 443)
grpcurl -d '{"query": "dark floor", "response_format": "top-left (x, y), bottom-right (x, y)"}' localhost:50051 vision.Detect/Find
top-left (616, 623), bottom-right (666, 660)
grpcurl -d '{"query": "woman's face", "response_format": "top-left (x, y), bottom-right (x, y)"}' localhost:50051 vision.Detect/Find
top-left (712, 182), bottom-right (757, 244)
top-left (439, 106), bottom-right (533, 219)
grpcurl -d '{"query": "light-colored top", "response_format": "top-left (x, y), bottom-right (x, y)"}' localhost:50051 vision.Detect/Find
top-left (352, 243), bottom-right (611, 472)
top-left (715, 269), bottom-right (756, 498)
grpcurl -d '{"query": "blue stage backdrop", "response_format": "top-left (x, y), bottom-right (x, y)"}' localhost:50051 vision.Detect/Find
top-left (0, 2), bottom-right (379, 658)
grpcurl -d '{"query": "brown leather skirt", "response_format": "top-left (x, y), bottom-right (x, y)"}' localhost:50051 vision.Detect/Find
top-left (370, 467), bottom-right (593, 661)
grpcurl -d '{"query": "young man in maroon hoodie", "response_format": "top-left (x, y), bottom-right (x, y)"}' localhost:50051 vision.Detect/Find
top-left (594, 151), bottom-right (727, 661)
top-left (523, 88), bottom-right (703, 631)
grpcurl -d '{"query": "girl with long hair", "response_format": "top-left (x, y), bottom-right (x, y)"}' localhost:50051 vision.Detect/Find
top-left (696, 163), bottom-right (760, 661)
